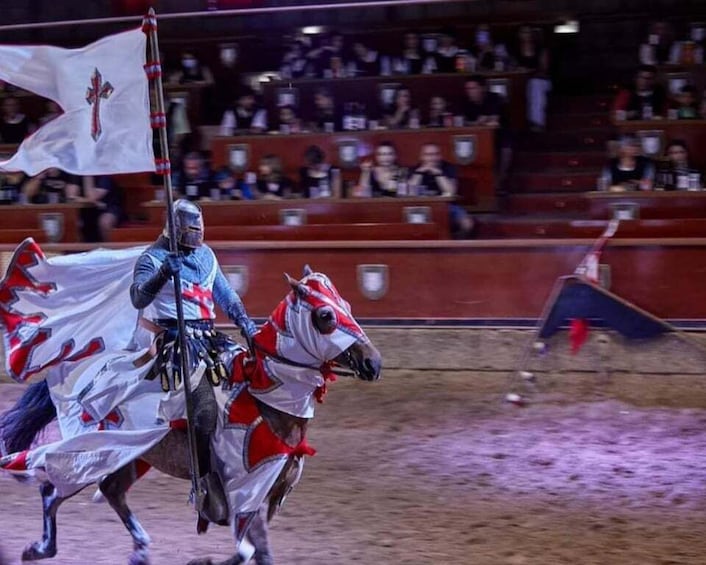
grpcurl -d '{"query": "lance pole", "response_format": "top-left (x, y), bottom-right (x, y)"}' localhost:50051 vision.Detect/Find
top-left (142, 7), bottom-right (202, 506)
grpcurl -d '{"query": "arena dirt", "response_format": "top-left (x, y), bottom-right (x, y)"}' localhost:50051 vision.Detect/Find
top-left (2, 365), bottom-right (706, 565)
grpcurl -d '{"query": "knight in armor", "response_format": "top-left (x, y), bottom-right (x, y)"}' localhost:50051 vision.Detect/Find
top-left (130, 199), bottom-right (257, 528)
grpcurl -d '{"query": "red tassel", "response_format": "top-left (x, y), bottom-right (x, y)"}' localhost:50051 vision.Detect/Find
top-left (290, 439), bottom-right (317, 458)
top-left (569, 318), bottom-right (590, 354)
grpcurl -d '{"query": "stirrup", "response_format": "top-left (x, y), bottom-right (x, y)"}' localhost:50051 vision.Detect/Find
top-left (197, 472), bottom-right (229, 525)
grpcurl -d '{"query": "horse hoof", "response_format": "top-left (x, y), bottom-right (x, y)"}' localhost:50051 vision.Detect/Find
top-left (22, 542), bottom-right (56, 561)
top-left (128, 549), bottom-right (151, 565)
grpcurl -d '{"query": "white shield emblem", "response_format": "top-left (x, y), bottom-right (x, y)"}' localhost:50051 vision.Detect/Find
top-left (357, 264), bottom-right (389, 300)
top-left (403, 206), bottom-right (431, 224)
top-left (279, 208), bottom-right (307, 226)
top-left (338, 141), bottom-right (358, 168)
top-left (453, 135), bottom-right (477, 165)
top-left (229, 145), bottom-right (249, 171)
top-left (39, 213), bottom-right (64, 243)
top-left (488, 78), bottom-right (509, 100)
top-left (225, 265), bottom-right (249, 296)
top-left (638, 130), bottom-right (663, 156)
top-left (277, 88), bottom-right (298, 108)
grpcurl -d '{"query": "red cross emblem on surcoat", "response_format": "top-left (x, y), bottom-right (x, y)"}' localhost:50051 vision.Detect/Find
top-left (182, 282), bottom-right (214, 319)
top-left (86, 68), bottom-right (114, 141)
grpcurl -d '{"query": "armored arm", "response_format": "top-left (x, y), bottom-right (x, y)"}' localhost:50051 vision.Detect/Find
top-left (130, 252), bottom-right (181, 309)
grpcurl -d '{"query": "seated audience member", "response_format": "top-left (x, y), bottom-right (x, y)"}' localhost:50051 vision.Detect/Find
top-left (511, 24), bottom-right (552, 132)
top-left (598, 135), bottom-right (655, 192)
top-left (463, 75), bottom-right (512, 187)
top-left (394, 32), bottom-right (433, 75)
top-left (170, 51), bottom-right (214, 86)
top-left (280, 39), bottom-right (313, 79)
top-left (0, 96), bottom-right (33, 143)
top-left (22, 168), bottom-right (80, 204)
top-left (432, 30), bottom-right (460, 73)
top-left (349, 41), bottom-right (380, 77)
top-left (384, 88), bottom-right (418, 129)
top-left (309, 88), bottom-right (342, 132)
top-left (254, 154), bottom-right (294, 200)
top-left (657, 140), bottom-right (701, 190)
top-left (408, 143), bottom-right (474, 238)
top-left (299, 145), bottom-right (341, 198)
top-left (275, 105), bottom-right (302, 134)
top-left (469, 24), bottom-right (509, 72)
top-left (0, 170), bottom-right (25, 204)
top-left (219, 87), bottom-right (267, 135)
top-left (672, 85), bottom-right (699, 119)
top-left (356, 141), bottom-right (408, 197)
top-left (612, 65), bottom-right (668, 120)
top-left (669, 31), bottom-right (704, 65)
top-left (211, 166), bottom-right (253, 200)
top-left (208, 43), bottom-right (242, 121)
top-left (638, 21), bottom-right (675, 65)
top-left (173, 152), bottom-right (215, 201)
top-left (316, 32), bottom-right (348, 78)
top-left (74, 176), bottom-right (123, 242)
top-left (427, 95), bottom-right (452, 128)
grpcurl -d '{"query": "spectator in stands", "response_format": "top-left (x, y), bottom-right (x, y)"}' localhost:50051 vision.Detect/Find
top-left (355, 141), bottom-right (408, 197)
top-left (275, 104), bottom-right (302, 134)
top-left (254, 154), bottom-right (294, 200)
top-left (166, 94), bottom-right (193, 160)
top-left (0, 96), bottom-right (33, 143)
top-left (349, 41), bottom-right (381, 77)
top-left (426, 95), bottom-right (452, 128)
top-left (469, 24), bottom-right (508, 72)
top-left (209, 43), bottom-right (243, 122)
top-left (170, 51), bottom-right (214, 86)
top-left (38, 100), bottom-right (62, 127)
top-left (672, 85), bottom-right (699, 119)
top-left (173, 152), bottom-right (216, 201)
top-left (463, 74), bottom-right (513, 188)
top-left (511, 24), bottom-right (552, 132)
top-left (212, 166), bottom-right (253, 200)
top-left (316, 32), bottom-right (347, 78)
top-left (431, 29), bottom-right (460, 73)
top-left (72, 176), bottom-right (123, 243)
top-left (21, 168), bottom-right (80, 204)
top-left (394, 32), bottom-right (432, 75)
top-left (309, 87), bottom-right (342, 132)
top-left (219, 87), bottom-right (268, 135)
top-left (612, 65), bottom-right (668, 120)
top-left (598, 135), bottom-right (655, 192)
top-left (0, 170), bottom-right (25, 205)
top-left (299, 145), bottom-right (341, 198)
top-left (669, 26), bottom-right (704, 65)
top-left (638, 21), bottom-right (675, 65)
top-left (658, 140), bottom-right (701, 190)
top-left (408, 143), bottom-right (474, 238)
top-left (280, 39), bottom-right (312, 79)
top-left (384, 88), bottom-right (418, 129)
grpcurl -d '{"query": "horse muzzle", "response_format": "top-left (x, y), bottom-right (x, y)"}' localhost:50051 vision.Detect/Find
top-left (339, 341), bottom-right (382, 382)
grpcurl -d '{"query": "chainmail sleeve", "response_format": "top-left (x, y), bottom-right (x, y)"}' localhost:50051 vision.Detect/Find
top-left (130, 252), bottom-right (170, 309)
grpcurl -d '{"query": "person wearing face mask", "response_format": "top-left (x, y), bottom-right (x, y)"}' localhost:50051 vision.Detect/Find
top-left (209, 43), bottom-right (242, 122)
top-left (173, 51), bottom-right (214, 86)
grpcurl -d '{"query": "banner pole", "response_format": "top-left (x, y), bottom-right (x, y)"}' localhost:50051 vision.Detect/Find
top-left (143, 8), bottom-right (202, 507)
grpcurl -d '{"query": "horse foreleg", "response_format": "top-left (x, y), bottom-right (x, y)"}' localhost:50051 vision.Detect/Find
top-left (248, 506), bottom-right (274, 565)
top-left (21, 481), bottom-right (68, 561)
top-left (99, 462), bottom-right (151, 565)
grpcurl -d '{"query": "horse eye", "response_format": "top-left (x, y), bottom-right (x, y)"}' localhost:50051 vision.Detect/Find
top-left (313, 307), bottom-right (336, 334)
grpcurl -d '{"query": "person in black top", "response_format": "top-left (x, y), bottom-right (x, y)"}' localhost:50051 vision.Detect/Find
top-left (174, 152), bottom-right (216, 201)
top-left (356, 141), bottom-right (408, 197)
top-left (395, 32), bottom-right (430, 75)
top-left (309, 88), bottom-right (342, 132)
top-left (511, 25), bottom-right (552, 132)
top-left (0, 96), bottom-right (33, 143)
top-left (432, 30), bottom-right (460, 73)
top-left (0, 170), bottom-right (25, 205)
top-left (21, 168), bottom-right (80, 204)
top-left (218, 87), bottom-right (267, 135)
top-left (408, 143), bottom-right (474, 238)
top-left (255, 155), bottom-right (294, 200)
top-left (657, 140), bottom-right (701, 191)
top-left (299, 145), bottom-right (341, 198)
top-left (384, 88), bottom-right (417, 129)
top-left (612, 65), bottom-right (668, 120)
top-left (350, 42), bottom-right (380, 77)
top-left (599, 135), bottom-right (655, 191)
top-left (427, 96), bottom-right (452, 128)
top-left (171, 51), bottom-right (214, 86)
top-left (75, 175), bottom-right (124, 242)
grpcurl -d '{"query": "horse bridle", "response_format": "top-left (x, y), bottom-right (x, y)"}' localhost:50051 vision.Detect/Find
top-left (251, 340), bottom-right (357, 378)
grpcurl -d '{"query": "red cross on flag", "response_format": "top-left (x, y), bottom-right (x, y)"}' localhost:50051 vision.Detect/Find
top-left (0, 28), bottom-right (155, 176)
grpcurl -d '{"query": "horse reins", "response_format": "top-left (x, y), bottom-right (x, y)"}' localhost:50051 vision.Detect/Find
top-left (251, 341), bottom-right (357, 378)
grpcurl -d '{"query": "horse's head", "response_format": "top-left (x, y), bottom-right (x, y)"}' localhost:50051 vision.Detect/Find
top-left (257, 265), bottom-right (382, 382)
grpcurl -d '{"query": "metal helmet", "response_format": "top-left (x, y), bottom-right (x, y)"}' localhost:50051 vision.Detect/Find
top-left (166, 199), bottom-right (204, 248)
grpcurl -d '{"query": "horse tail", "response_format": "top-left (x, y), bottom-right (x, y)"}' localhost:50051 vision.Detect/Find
top-left (0, 380), bottom-right (56, 455)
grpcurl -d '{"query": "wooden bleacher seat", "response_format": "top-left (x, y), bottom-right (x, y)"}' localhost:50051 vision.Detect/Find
top-left (0, 229), bottom-right (46, 244)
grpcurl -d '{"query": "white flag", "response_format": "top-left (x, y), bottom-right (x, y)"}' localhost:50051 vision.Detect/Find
top-left (0, 28), bottom-right (155, 176)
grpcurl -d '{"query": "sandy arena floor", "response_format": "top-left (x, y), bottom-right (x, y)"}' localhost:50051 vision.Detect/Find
top-left (1, 369), bottom-right (706, 565)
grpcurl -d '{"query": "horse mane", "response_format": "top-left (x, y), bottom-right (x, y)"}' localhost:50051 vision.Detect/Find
top-left (0, 380), bottom-right (56, 454)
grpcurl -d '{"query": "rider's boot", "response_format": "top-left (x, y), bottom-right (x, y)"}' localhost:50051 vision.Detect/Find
top-left (197, 470), bottom-right (229, 525)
